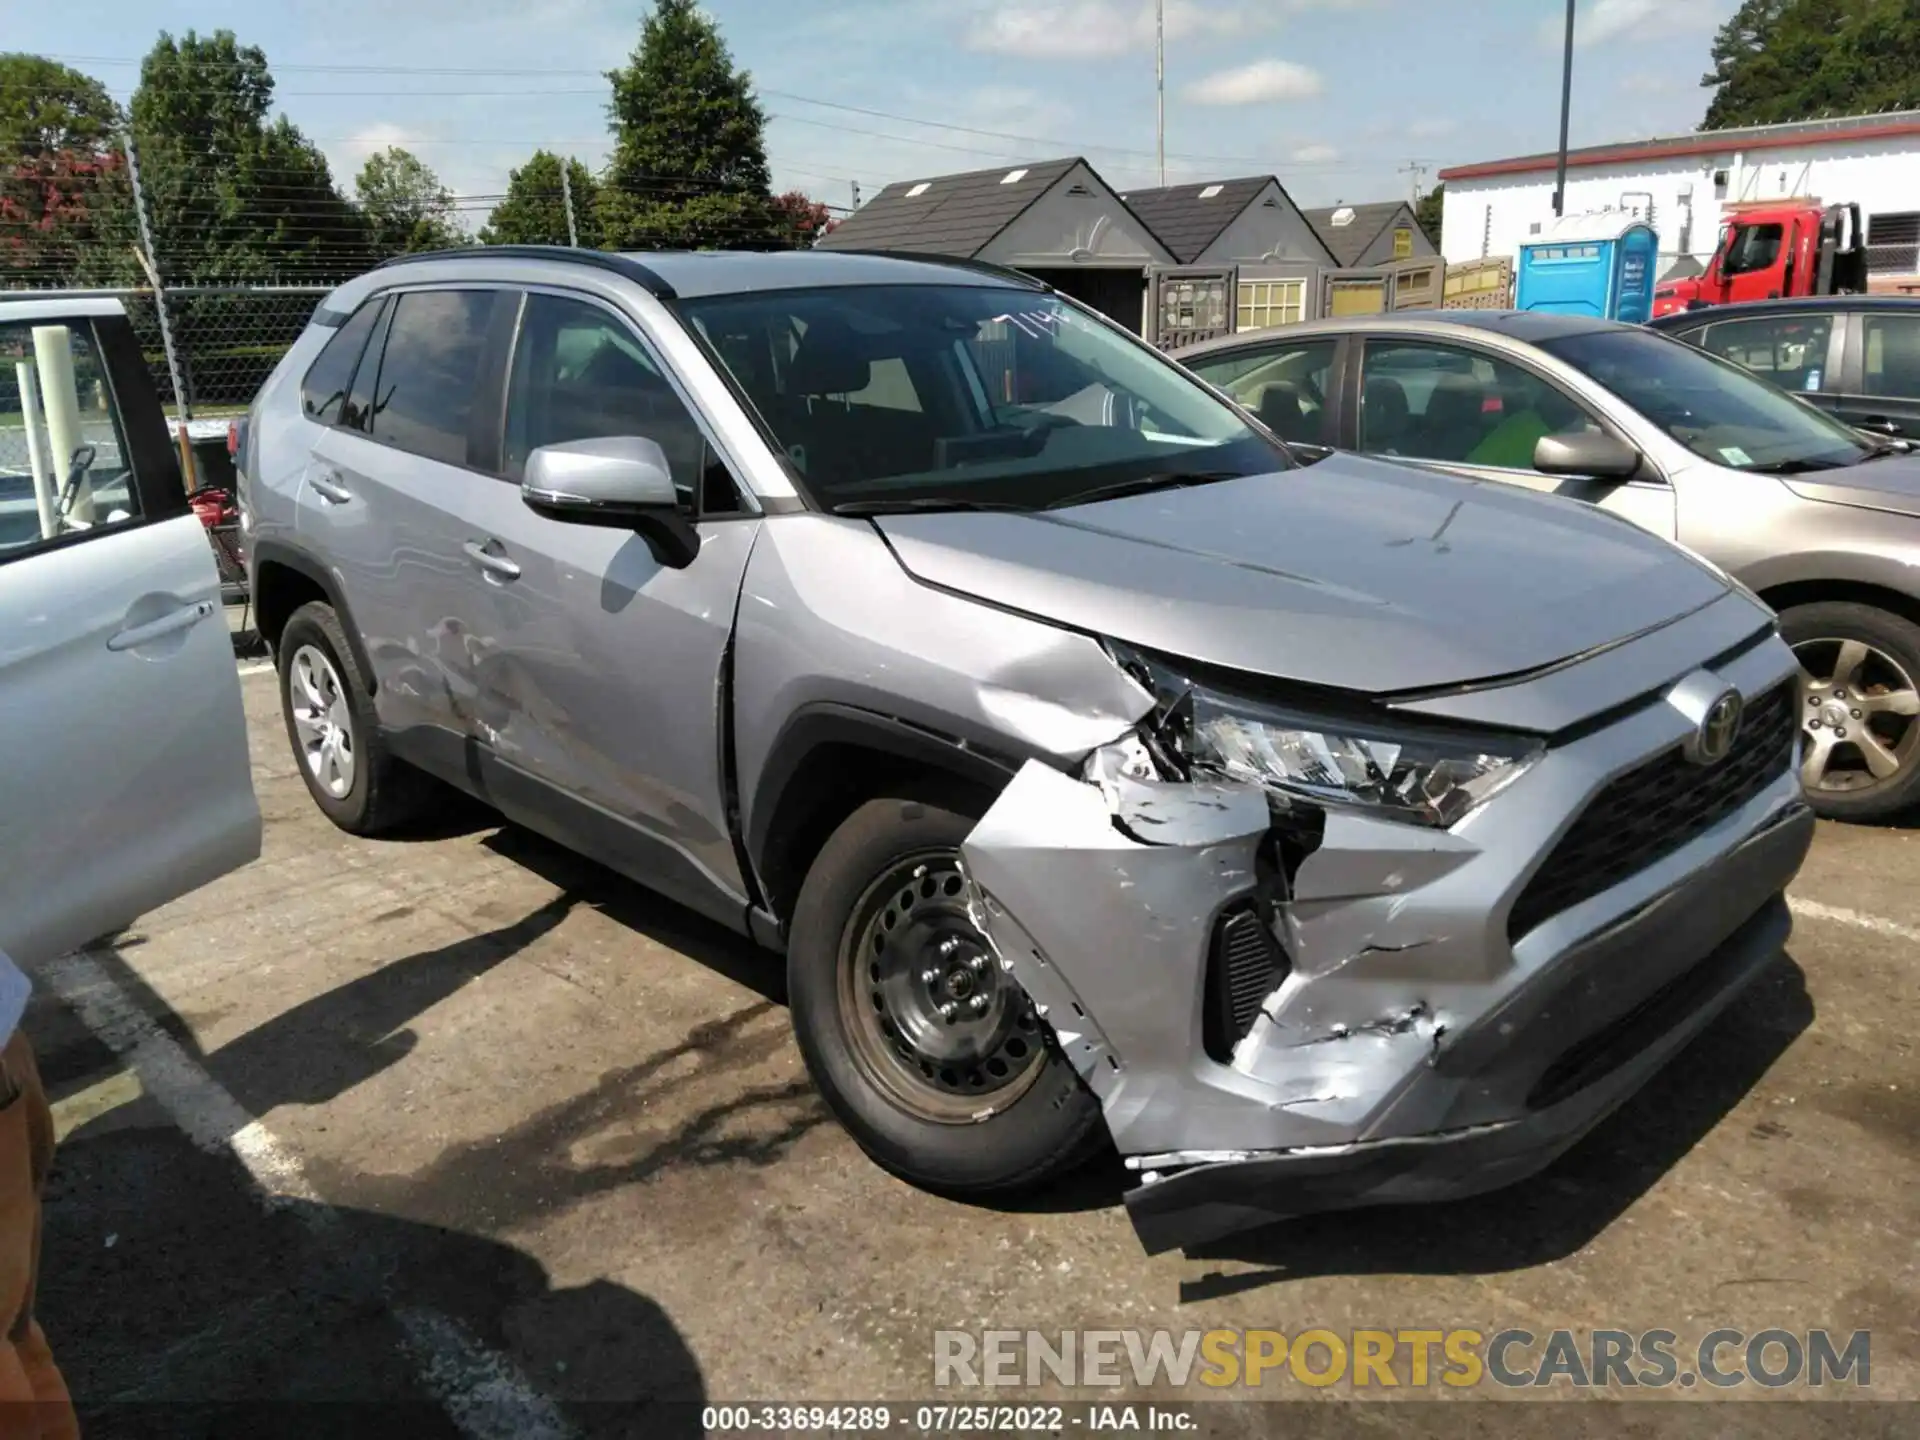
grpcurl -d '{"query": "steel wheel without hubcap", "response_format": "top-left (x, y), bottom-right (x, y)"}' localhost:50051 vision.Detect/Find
top-left (1794, 636), bottom-right (1920, 796)
top-left (289, 643), bottom-right (356, 800)
top-left (837, 850), bottom-right (1046, 1123)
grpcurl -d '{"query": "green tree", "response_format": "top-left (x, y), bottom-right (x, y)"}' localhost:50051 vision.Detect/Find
top-left (1701, 0), bottom-right (1920, 129)
top-left (128, 30), bottom-right (368, 282)
top-left (1414, 184), bottom-right (1443, 248)
top-left (356, 146), bottom-right (461, 255)
top-left (0, 54), bottom-right (121, 157)
top-left (0, 55), bottom-right (131, 285)
top-left (599, 0), bottom-right (783, 250)
top-left (480, 150), bottom-right (598, 246)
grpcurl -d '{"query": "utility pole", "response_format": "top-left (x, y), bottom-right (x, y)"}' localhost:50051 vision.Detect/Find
top-left (1553, 0), bottom-right (1576, 216)
top-left (1156, 0), bottom-right (1166, 188)
top-left (560, 160), bottom-right (580, 248)
top-left (1399, 161), bottom-right (1428, 206)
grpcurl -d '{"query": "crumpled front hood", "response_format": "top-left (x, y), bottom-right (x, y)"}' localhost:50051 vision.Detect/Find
top-left (1785, 453), bottom-right (1920, 520)
top-left (875, 455), bottom-right (1733, 695)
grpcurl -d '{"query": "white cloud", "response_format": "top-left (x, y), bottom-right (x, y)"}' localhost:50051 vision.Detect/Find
top-left (1537, 0), bottom-right (1722, 48)
top-left (1292, 143), bottom-right (1340, 163)
top-left (965, 1), bottom-right (1269, 60)
top-left (1185, 59), bottom-right (1325, 106)
top-left (325, 123), bottom-right (418, 190)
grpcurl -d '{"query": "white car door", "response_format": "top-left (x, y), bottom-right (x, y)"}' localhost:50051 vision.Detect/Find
top-left (0, 297), bottom-right (260, 967)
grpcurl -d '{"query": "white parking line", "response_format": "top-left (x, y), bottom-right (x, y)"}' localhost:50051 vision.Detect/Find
top-left (41, 950), bottom-right (576, 1440)
top-left (236, 660), bottom-right (274, 677)
top-left (1789, 896), bottom-right (1920, 945)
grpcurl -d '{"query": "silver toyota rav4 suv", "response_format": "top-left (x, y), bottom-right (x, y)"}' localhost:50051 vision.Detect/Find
top-left (243, 247), bottom-right (1812, 1252)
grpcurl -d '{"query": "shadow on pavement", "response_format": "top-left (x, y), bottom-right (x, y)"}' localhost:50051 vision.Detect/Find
top-left (30, 971), bottom-right (711, 1435)
top-left (1177, 953), bottom-right (1815, 1301)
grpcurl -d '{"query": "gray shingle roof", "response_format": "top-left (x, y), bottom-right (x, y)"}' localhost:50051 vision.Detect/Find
top-left (1117, 176), bottom-right (1270, 263)
top-left (816, 158), bottom-right (1083, 256)
top-left (1304, 202), bottom-right (1416, 267)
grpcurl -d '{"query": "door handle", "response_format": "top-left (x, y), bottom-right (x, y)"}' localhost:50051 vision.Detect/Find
top-left (108, 599), bottom-right (215, 652)
top-left (462, 540), bottom-right (521, 581)
top-left (310, 472), bottom-right (354, 504)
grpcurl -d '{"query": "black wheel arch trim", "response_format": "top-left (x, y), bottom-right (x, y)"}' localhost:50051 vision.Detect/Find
top-left (249, 537), bottom-right (380, 691)
top-left (744, 704), bottom-right (1022, 912)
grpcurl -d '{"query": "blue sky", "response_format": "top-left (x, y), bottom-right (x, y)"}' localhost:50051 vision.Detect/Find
top-left (6, 0), bottom-right (1743, 216)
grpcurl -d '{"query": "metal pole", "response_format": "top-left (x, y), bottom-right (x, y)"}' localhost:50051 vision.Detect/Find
top-left (123, 128), bottom-right (193, 427)
top-left (1553, 0), bottom-right (1576, 216)
top-left (560, 161), bottom-right (581, 248)
top-left (1155, 0), bottom-right (1166, 188)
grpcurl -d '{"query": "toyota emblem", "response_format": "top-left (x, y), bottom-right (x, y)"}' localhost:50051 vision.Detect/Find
top-left (1692, 690), bottom-right (1744, 766)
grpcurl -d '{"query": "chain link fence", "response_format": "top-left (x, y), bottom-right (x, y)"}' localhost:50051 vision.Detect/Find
top-left (121, 285), bottom-right (331, 414)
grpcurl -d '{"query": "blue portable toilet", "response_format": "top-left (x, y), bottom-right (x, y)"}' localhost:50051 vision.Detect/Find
top-left (1515, 211), bottom-right (1659, 323)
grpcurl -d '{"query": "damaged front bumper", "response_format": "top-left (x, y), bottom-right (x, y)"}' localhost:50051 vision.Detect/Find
top-left (961, 634), bottom-right (1813, 1254)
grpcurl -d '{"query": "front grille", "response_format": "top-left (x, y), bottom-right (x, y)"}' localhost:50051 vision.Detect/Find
top-left (1202, 904), bottom-right (1291, 1063)
top-left (1508, 683), bottom-right (1797, 943)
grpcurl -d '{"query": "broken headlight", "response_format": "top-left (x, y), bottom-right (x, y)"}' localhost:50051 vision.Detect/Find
top-left (1111, 646), bottom-right (1543, 828)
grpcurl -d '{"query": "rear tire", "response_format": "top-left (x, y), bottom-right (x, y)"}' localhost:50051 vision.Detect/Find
top-left (786, 791), bottom-right (1106, 1195)
top-left (277, 600), bottom-right (428, 835)
top-left (1779, 600), bottom-right (1920, 822)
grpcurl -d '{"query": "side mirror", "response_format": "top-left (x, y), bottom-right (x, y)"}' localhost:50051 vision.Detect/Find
top-left (1533, 431), bottom-right (1643, 480)
top-left (521, 436), bottom-right (700, 568)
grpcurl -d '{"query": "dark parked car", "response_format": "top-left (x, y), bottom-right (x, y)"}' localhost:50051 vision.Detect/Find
top-left (1648, 294), bottom-right (1920, 442)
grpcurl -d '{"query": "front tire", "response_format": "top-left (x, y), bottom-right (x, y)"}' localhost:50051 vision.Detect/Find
top-left (787, 792), bottom-right (1106, 1195)
top-left (1779, 600), bottom-right (1920, 822)
top-left (277, 600), bottom-right (427, 835)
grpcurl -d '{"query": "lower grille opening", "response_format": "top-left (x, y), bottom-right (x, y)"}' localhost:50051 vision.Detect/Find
top-left (1508, 681), bottom-right (1796, 943)
top-left (1202, 903), bottom-right (1292, 1063)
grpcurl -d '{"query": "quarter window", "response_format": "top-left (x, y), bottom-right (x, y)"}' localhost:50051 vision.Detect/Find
top-left (1861, 314), bottom-right (1920, 399)
top-left (369, 290), bottom-right (497, 467)
top-left (1359, 341), bottom-right (1598, 466)
top-left (300, 298), bottom-right (383, 426)
top-left (1697, 313), bottom-right (1832, 392)
top-left (504, 293), bottom-right (714, 507)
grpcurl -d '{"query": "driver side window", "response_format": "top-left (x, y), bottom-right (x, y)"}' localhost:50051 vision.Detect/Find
top-left (1186, 338), bottom-right (1335, 444)
top-left (1, 319), bottom-right (141, 563)
top-left (1359, 341), bottom-right (1598, 469)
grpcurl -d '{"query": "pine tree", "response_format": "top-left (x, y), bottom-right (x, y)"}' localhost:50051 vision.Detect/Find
top-left (1701, 0), bottom-right (1920, 129)
top-left (480, 151), bottom-right (598, 246)
top-left (598, 0), bottom-right (783, 250)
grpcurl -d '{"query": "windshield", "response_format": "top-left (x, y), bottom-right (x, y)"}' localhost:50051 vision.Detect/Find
top-left (1540, 327), bottom-right (1870, 473)
top-left (676, 284), bottom-right (1286, 509)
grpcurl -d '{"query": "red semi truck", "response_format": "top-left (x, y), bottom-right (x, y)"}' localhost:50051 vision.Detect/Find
top-left (1651, 199), bottom-right (1867, 317)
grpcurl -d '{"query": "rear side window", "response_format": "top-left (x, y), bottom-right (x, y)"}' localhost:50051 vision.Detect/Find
top-left (370, 291), bottom-right (496, 467)
top-left (300, 300), bottom-right (383, 425)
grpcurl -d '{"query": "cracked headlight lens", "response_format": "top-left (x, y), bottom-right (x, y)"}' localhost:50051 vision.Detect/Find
top-left (1114, 647), bottom-right (1543, 828)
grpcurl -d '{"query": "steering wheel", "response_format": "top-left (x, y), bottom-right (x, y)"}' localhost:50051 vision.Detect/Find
top-left (55, 444), bottom-right (98, 528)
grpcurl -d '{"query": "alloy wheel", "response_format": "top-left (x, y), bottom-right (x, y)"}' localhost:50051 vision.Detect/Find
top-left (836, 849), bottom-right (1046, 1124)
top-left (289, 644), bottom-right (356, 800)
top-left (1793, 636), bottom-right (1920, 794)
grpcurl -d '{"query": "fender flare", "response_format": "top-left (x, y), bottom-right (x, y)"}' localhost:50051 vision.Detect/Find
top-left (248, 538), bottom-right (381, 691)
top-left (744, 703), bottom-right (1020, 906)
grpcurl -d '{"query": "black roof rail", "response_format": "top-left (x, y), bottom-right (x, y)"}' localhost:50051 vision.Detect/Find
top-left (834, 249), bottom-right (1050, 291)
top-left (372, 244), bottom-right (678, 300)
